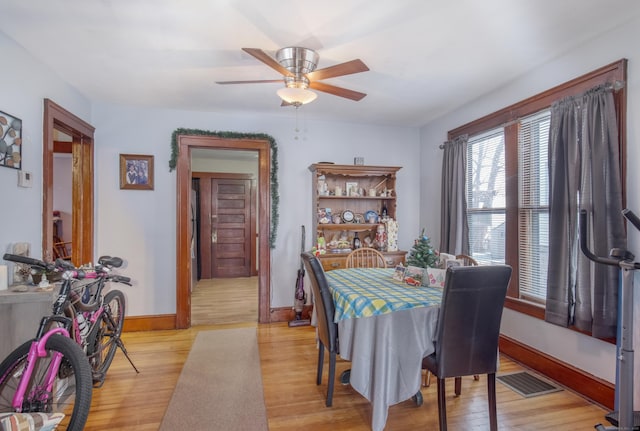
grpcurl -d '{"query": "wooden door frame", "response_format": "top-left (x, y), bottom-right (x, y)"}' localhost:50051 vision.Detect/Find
top-left (176, 135), bottom-right (271, 328)
top-left (43, 99), bottom-right (95, 265)
top-left (192, 172), bottom-right (257, 278)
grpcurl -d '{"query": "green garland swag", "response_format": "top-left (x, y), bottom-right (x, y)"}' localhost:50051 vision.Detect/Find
top-left (169, 128), bottom-right (279, 249)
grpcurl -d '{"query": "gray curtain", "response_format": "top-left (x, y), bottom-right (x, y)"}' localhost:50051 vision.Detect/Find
top-left (546, 84), bottom-right (625, 338)
top-left (440, 135), bottom-right (469, 255)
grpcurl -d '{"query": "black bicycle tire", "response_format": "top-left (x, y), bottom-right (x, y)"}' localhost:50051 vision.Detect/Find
top-left (0, 334), bottom-right (93, 431)
top-left (86, 289), bottom-right (125, 379)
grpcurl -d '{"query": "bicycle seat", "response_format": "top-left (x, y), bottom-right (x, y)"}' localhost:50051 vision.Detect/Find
top-left (98, 256), bottom-right (123, 268)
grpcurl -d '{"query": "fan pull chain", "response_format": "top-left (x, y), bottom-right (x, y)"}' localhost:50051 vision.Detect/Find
top-left (293, 106), bottom-right (308, 141)
top-left (294, 106), bottom-right (300, 140)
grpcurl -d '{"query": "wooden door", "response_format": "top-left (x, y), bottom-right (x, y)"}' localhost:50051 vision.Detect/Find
top-left (208, 177), bottom-right (254, 277)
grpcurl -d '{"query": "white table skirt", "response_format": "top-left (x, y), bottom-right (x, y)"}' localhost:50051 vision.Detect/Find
top-left (338, 306), bottom-right (439, 431)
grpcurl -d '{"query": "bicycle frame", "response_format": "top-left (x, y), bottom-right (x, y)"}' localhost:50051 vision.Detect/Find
top-left (67, 280), bottom-right (107, 350)
top-left (65, 269), bottom-right (138, 385)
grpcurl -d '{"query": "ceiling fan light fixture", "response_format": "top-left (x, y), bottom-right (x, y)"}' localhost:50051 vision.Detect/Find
top-left (277, 87), bottom-right (317, 107)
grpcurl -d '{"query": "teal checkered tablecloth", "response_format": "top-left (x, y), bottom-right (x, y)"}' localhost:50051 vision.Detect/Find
top-left (326, 268), bottom-right (443, 322)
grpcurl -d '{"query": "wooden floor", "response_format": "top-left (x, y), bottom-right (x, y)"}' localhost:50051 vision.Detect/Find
top-left (82, 281), bottom-right (611, 430)
top-left (191, 276), bottom-right (258, 325)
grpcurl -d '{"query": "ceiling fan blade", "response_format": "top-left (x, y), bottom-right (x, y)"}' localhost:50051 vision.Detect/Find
top-left (309, 81), bottom-right (367, 101)
top-left (216, 79), bottom-right (282, 85)
top-left (242, 48), bottom-right (294, 77)
top-left (306, 59), bottom-right (369, 81)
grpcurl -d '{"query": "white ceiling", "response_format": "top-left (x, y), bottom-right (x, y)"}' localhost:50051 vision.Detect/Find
top-left (3, 0), bottom-right (640, 128)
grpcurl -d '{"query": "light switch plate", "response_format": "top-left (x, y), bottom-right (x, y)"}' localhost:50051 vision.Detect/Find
top-left (18, 171), bottom-right (33, 188)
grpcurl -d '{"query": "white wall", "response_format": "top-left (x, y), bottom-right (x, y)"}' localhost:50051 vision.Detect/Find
top-left (91, 102), bottom-right (421, 316)
top-left (419, 16), bottom-right (640, 402)
top-left (0, 31), bottom-right (91, 284)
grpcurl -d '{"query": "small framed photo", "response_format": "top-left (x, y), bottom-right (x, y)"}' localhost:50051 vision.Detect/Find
top-left (345, 181), bottom-right (359, 196)
top-left (120, 154), bottom-right (154, 190)
top-left (0, 110), bottom-right (22, 170)
top-left (318, 208), bottom-right (332, 224)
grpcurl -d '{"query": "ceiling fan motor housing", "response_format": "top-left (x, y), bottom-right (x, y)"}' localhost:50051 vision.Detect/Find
top-left (276, 47), bottom-right (319, 76)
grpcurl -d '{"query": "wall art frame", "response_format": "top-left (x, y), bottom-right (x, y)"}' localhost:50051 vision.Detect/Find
top-left (0, 109), bottom-right (23, 170)
top-left (120, 153), bottom-right (154, 190)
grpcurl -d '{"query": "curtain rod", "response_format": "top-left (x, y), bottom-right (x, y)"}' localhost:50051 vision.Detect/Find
top-left (439, 134), bottom-right (468, 149)
top-left (439, 80), bottom-right (625, 151)
top-left (609, 80), bottom-right (625, 91)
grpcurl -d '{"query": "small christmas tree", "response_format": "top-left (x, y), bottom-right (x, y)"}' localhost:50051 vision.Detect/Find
top-left (406, 229), bottom-right (439, 268)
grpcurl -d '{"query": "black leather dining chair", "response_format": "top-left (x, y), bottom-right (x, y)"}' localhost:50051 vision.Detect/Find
top-left (424, 255), bottom-right (481, 389)
top-left (301, 252), bottom-right (341, 407)
top-left (422, 265), bottom-right (512, 431)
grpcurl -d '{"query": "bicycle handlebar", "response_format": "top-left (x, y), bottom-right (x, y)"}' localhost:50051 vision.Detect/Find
top-left (2, 253), bottom-right (56, 272)
top-left (622, 208), bottom-right (640, 232)
top-left (2, 253), bottom-right (132, 284)
top-left (110, 275), bottom-right (132, 285)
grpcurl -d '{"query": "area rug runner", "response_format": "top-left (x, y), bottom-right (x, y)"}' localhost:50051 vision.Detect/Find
top-left (159, 327), bottom-right (268, 430)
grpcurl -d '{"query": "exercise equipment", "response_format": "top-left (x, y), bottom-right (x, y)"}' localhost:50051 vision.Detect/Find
top-left (580, 209), bottom-right (640, 430)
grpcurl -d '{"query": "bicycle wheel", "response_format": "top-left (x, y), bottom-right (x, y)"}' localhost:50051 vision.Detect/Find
top-left (87, 289), bottom-right (125, 381)
top-left (0, 334), bottom-right (93, 431)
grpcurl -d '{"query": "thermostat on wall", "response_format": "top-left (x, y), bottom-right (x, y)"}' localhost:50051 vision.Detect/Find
top-left (18, 171), bottom-right (33, 188)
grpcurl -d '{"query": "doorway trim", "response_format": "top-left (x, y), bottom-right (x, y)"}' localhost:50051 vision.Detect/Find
top-left (43, 99), bottom-right (95, 264)
top-left (176, 134), bottom-right (271, 328)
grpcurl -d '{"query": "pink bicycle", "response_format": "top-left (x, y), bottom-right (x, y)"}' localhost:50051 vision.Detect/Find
top-left (0, 254), bottom-right (94, 430)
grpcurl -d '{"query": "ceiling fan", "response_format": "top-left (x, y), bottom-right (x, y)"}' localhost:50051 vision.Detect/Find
top-left (216, 47), bottom-right (369, 107)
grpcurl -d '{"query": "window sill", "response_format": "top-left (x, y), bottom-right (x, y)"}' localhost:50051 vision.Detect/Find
top-left (504, 296), bottom-right (616, 344)
top-left (504, 296), bottom-right (545, 319)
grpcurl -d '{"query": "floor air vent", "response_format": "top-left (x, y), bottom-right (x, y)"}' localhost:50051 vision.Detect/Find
top-left (497, 371), bottom-right (562, 398)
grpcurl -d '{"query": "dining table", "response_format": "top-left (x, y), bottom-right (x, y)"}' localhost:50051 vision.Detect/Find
top-left (325, 267), bottom-right (443, 431)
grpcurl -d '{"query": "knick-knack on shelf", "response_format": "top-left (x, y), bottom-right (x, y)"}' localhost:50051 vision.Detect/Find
top-left (353, 232), bottom-right (361, 249)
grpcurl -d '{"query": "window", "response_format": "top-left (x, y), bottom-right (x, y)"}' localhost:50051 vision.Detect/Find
top-left (449, 59), bottom-right (626, 320)
top-left (466, 111), bottom-right (549, 303)
top-left (518, 111), bottom-right (550, 303)
top-left (467, 129), bottom-right (506, 265)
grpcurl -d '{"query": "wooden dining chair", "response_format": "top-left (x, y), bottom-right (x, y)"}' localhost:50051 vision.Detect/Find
top-left (301, 252), bottom-right (341, 407)
top-left (421, 265), bottom-right (512, 431)
top-left (455, 254), bottom-right (478, 266)
top-left (345, 247), bottom-right (387, 268)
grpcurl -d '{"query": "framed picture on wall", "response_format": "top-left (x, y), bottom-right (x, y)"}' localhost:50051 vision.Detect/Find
top-left (0, 109), bottom-right (22, 170)
top-left (120, 154), bottom-right (154, 190)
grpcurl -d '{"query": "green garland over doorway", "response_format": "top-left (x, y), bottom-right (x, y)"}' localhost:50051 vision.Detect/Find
top-left (169, 128), bottom-right (279, 249)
